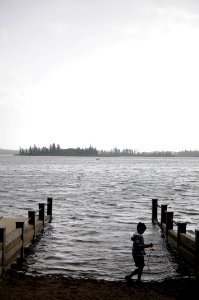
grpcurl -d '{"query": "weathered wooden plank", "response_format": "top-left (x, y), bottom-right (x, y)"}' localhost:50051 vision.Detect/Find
top-left (24, 224), bottom-right (34, 234)
top-left (6, 235), bottom-right (21, 253)
top-left (168, 229), bottom-right (177, 241)
top-left (178, 246), bottom-right (196, 267)
top-left (168, 236), bottom-right (178, 250)
top-left (24, 230), bottom-right (35, 246)
top-left (5, 244), bottom-right (21, 267)
top-left (35, 220), bottom-right (44, 234)
top-left (179, 233), bottom-right (195, 253)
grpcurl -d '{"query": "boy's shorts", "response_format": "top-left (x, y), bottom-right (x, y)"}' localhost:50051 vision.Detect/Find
top-left (133, 255), bottom-right (145, 267)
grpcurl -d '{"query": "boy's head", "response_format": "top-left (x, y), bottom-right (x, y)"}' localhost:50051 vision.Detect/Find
top-left (137, 222), bottom-right (146, 234)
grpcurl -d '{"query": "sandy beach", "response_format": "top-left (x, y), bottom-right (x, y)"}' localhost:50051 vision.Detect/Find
top-left (0, 271), bottom-right (198, 300)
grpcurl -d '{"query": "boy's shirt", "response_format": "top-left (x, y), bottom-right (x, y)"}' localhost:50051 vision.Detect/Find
top-left (131, 231), bottom-right (146, 256)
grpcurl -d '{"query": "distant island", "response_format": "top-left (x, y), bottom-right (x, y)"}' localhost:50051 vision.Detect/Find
top-left (14, 143), bottom-right (199, 157)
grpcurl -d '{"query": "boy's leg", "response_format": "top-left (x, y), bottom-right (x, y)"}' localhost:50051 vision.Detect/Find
top-left (125, 256), bottom-right (143, 281)
top-left (128, 255), bottom-right (139, 278)
top-left (129, 268), bottom-right (139, 277)
top-left (137, 266), bottom-right (144, 281)
top-left (125, 267), bottom-right (139, 281)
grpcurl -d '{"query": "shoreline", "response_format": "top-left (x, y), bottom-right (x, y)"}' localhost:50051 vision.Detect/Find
top-left (0, 271), bottom-right (198, 300)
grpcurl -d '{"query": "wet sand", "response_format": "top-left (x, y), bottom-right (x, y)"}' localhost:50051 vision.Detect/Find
top-left (0, 272), bottom-right (198, 300)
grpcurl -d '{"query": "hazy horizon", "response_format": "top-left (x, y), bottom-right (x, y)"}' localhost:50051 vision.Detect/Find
top-left (1, 0), bottom-right (199, 151)
top-left (1, 145), bottom-right (199, 153)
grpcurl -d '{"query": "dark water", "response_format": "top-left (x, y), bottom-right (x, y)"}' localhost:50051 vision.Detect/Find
top-left (0, 155), bottom-right (198, 281)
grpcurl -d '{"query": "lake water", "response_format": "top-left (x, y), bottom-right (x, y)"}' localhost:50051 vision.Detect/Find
top-left (0, 155), bottom-right (199, 281)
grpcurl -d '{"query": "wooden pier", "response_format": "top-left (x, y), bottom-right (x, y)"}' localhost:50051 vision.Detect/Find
top-left (0, 197), bottom-right (53, 275)
top-left (152, 198), bottom-right (199, 278)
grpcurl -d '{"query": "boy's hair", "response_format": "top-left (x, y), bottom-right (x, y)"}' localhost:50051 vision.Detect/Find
top-left (137, 222), bottom-right (146, 231)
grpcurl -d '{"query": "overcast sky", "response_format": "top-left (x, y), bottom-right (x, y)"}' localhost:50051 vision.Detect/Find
top-left (1, 0), bottom-right (199, 151)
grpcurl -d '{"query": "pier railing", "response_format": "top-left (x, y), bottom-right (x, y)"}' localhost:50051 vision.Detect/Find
top-left (152, 198), bottom-right (199, 277)
top-left (0, 197), bottom-right (53, 275)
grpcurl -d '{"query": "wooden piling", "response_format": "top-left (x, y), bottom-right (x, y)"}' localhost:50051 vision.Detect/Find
top-left (177, 222), bottom-right (187, 261)
top-left (47, 197), bottom-right (53, 221)
top-left (177, 222), bottom-right (187, 239)
top-left (0, 227), bottom-right (6, 274)
top-left (152, 198), bottom-right (158, 224)
top-left (166, 211), bottom-right (173, 237)
top-left (195, 230), bottom-right (199, 279)
top-left (160, 205), bottom-right (167, 229)
top-left (39, 203), bottom-right (45, 226)
top-left (16, 221), bottom-right (25, 261)
top-left (28, 211), bottom-right (36, 238)
top-left (152, 198), bottom-right (199, 278)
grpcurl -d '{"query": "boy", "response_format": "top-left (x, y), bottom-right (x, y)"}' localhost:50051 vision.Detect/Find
top-left (125, 222), bottom-right (153, 283)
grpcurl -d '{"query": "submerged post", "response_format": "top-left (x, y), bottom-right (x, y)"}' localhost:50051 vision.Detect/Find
top-left (0, 227), bottom-right (6, 274)
top-left (47, 197), bottom-right (53, 221)
top-left (152, 198), bottom-right (158, 224)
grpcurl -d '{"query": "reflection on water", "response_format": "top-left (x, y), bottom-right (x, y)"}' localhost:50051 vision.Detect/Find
top-left (0, 156), bottom-right (198, 281)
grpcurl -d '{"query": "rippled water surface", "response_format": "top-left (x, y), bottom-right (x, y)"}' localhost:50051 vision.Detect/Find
top-left (0, 155), bottom-right (199, 281)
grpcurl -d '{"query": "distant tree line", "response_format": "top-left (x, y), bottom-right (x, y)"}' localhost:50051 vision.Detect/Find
top-left (19, 144), bottom-right (98, 156)
top-left (99, 148), bottom-right (174, 157)
top-left (18, 144), bottom-right (199, 157)
top-left (175, 150), bottom-right (199, 157)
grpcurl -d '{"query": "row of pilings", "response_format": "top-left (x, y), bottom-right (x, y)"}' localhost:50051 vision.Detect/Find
top-left (0, 197), bottom-right (53, 275)
top-left (152, 198), bottom-right (199, 278)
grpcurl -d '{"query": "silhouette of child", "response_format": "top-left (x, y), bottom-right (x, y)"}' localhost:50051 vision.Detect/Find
top-left (125, 222), bottom-right (153, 283)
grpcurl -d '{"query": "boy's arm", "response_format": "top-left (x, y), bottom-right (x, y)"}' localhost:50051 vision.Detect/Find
top-left (144, 243), bottom-right (153, 248)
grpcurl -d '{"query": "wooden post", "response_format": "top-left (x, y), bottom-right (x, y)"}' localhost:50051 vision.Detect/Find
top-left (39, 203), bottom-right (45, 226)
top-left (177, 222), bottom-right (187, 235)
top-left (16, 221), bottom-right (25, 260)
top-left (161, 205), bottom-right (167, 229)
top-left (0, 227), bottom-right (6, 274)
top-left (28, 210), bottom-right (36, 238)
top-left (166, 211), bottom-right (173, 237)
top-left (195, 230), bottom-right (199, 279)
top-left (47, 197), bottom-right (53, 221)
top-left (177, 222), bottom-right (187, 249)
top-left (152, 198), bottom-right (158, 224)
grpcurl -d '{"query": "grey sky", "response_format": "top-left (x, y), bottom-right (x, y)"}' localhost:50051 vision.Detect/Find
top-left (1, 0), bottom-right (199, 151)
